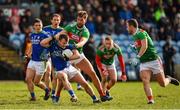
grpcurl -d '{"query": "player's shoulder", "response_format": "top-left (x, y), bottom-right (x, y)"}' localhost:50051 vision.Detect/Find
top-left (67, 22), bottom-right (76, 27)
top-left (113, 43), bottom-right (120, 49)
top-left (43, 25), bottom-right (51, 30)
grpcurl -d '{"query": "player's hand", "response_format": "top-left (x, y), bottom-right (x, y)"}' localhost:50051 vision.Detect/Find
top-left (23, 55), bottom-right (30, 63)
top-left (129, 57), bottom-right (139, 66)
top-left (121, 74), bottom-right (127, 82)
top-left (100, 68), bottom-right (107, 75)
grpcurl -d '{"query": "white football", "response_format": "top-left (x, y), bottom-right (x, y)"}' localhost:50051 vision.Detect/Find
top-left (62, 49), bottom-right (73, 58)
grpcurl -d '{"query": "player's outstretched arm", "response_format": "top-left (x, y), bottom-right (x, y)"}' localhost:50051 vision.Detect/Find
top-left (69, 49), bottom-right (80, 60)
top-left (54, 30), bottom-right (67, 40)
top-left (40, 36), bottom-right (54, 47)
top-left (118, 55), bottom-right (127, 81)
top-left (138, 39), bottom-right (148, 57)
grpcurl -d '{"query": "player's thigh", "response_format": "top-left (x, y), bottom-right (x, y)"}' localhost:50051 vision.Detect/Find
top-left (140, 70), bottom-right (152, 83)
top-left (76, 58), bottom-right (95, 75)
top-left (45, 62), bottom-right (51, 74)
top-left (33, 73), bottom-right (44, 84)
top-left (108, 69), bottom-right (117, 82)
top-left (70, 73), bottom-right (87, 86)
top-left (26, 68), bottom-right (35, 81)
top-left (155, 72), bottom-right (166, 85)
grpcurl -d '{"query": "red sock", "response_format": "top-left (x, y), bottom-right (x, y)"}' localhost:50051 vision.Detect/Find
top-left (147, 96), bottom-right (153, 101)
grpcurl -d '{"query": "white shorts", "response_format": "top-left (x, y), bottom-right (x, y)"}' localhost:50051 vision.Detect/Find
top-left (98, 63), bottom-right (116, 76)
top-left (27, 60), bottom-right (47, 75)
top-left (140, 57), bottom-right (164, 75)
top-left (70, 53), bottom-right (85, 65)
top-left (55, 65), bottom-right (79, 80)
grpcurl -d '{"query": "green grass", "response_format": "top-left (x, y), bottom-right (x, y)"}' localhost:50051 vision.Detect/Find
top-left (0, 81), bottom-right (180, 109)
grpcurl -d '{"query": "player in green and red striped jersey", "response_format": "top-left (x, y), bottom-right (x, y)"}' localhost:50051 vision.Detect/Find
top-left (96, 36), bottom-right (127, 99)
top-left (127, 19), bottom-right (179, 104)
top-left (55, 11), bottom-right (111, 102)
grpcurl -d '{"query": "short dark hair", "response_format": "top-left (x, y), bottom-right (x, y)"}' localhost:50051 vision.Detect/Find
top-left (59, 34), bottom-right (69, 42)
top-left (105, 36), bottom-right (112, 41)
top-left (33, 18), bottom-right (42, 25)
top-left (51, 13), bottom-right (61, 20)
top-left (127, 19), bottom-right (138, 28)
top-left (77, 11), bottom-right (88, 19)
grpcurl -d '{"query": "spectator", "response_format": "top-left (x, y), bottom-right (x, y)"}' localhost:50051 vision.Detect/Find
top-left (95, 15), bottom-right (104, 35)
top-left (163, 39), bottom-right (176, 77)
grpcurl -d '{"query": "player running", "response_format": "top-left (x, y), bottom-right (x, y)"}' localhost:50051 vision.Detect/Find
top-left (43, 13), bottom-right (63, 99)
top-left (55, 10), bottom-right (111, 101)
top-left (41, 33), bottom-right (100, 103)
top-left (126, 19), bottom-right (179, 104)
top-left (96, 36), bottom-right (127, 99)
top-left (25, 18), bottom-right (50, 101)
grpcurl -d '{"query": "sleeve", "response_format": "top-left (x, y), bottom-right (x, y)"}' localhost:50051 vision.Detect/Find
top-left (64, 24), bottom-right (72, 32)
top-left (138, 31), bottom-right (147, 40)
top-left (118, 55), bottom-right (126, 73)
top-left (114, 43), bottom-right (126, 73)
top-left (95, 49), bottom-right (104, 70)
top-left (81, 29), bottom-right (90, 39)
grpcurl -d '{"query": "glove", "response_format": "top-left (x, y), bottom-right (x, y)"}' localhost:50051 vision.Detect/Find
top-left (23, 55), bottom-right (30, 63)
top-left (63, 54), bottom-right (69, 61)
top-left (120, 74), bottom-right (127, 82)
top-left (129, 57), bottom-right (139, 66)
top-left (129, 44), bottom-right (137, 52)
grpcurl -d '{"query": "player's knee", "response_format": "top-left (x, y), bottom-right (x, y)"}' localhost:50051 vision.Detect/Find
top-left (159, 82), bottom-right (166, 87)
top-left (111, 79), bottom-right (117, 84)
top-left (26, 77), bottom-right (31, 83)
top-left (34, 81), bottom-right (40, 86)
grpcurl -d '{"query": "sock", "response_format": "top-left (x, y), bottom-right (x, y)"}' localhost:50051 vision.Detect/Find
top-left (68, 90), bottom-right (75, 97)
top-left (147, 96), bottom-right (153, 101)
top-left (45, 88), bottom-right (49, 93)
top-left (30, 92), bottom-right (35, 98)
top-left (51, 89), bottom-right (55, 95)
top-left (91, 95), bottom-right (97, 100)
top-left (106, 90), bottom-right (110, 96)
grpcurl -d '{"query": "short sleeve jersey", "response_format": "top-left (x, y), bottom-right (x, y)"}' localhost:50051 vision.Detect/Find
top-left (30, 31), bottom-right (50, 61)
top-left (64, 22), bottom-right (90, 53)
top-left (96, 43), bottom-right (122, 65)
top-left (132, 28), bottom-right (158, 62)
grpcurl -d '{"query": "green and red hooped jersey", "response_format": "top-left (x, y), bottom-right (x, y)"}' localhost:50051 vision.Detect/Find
top-left (133, 28), bottom-right (158, 63)
top-left (96, 43), bottom-right (122, 65)
top-left (64, 22), bottom-right (90, 53)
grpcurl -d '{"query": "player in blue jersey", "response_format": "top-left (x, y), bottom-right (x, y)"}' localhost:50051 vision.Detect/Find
top-left (40, 34), bottom-right (100, 103)
top-left (43, 14), bottom-right (63, 99)
top-left (25, 18), bottom-right (50, 101)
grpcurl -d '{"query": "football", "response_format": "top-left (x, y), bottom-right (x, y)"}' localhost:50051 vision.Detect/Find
top-left (62, 49), bottom-right (73, 58)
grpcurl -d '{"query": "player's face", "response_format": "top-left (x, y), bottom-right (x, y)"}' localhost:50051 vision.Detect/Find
top-left (33, 22), bottom-right (42, 32)
top-left (51, 16), bottom-right (61, 27)
top-left (58, 39), bottom-right (68, 49)
top-left (126, 23), bottom-right (133, 35)
top-left (105, 40), bottom-right (112, 50)
top-left (77, 16), bottom-right (86, 28)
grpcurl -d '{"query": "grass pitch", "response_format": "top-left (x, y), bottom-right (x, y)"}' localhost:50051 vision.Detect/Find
top-left (0, 81), bottom-right (180, 109)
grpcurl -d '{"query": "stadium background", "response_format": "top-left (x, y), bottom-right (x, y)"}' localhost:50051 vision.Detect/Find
top-left (0, 0), bottom-right (180, 81)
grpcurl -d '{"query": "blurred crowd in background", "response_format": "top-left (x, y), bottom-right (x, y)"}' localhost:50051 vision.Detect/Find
top-left (0, 0), bottom-right (180, 79)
